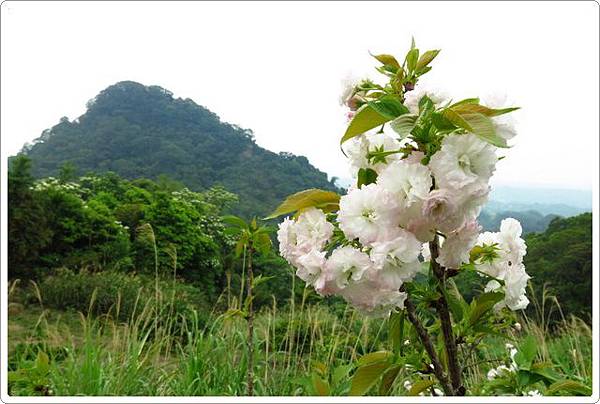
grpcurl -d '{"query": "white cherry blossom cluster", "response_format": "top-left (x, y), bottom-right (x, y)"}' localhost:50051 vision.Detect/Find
top-left (476, 218), bottom-right (530, 310)
top-left (278, 89), bottom-right (530, 317)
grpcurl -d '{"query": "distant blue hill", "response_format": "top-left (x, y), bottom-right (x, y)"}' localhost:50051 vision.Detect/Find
top-left (489, 186), bottom-right (592, 215)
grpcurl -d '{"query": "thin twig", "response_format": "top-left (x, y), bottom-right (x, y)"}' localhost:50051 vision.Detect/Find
top-left (430, 236), bottom-right (464, 395)
top-left (404, 296), bottom-right (454, 395)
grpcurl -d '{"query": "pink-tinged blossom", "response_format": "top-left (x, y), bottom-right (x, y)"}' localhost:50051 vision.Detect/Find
top-left (377, 159), bottom-right (432, 209)
top-left (277, 208), bottom-right (333, 267)
top-left (344, 131), bottom-right (402, 176)
top-left (405, 213), bottom-right (436, 243)
top-left (502, 264), bottom-right (530, 310)
top-left (295, 249), bottom-right (327, 287)
top-left (498, 218), bottom-right (527, 265)
top-left (277, 217), bottom-right (301, 266)
top-left (340, 280), bottom-right (408, 317)
top-left (370, 228), bottom-right (423, 286)
top-left (437, 220), bottom-right (481, 269)
top-left (294, 207), bottom-right (334, 252)
top-left (403, 151), bottom-right (426, 165)
top-left (338, 183), bottom-right (401, 246)
top-left (420, 182), bottom-right (489, 234)
top-left (339, 75), bottom-right (358, 109)
top-left (325, 246), bottom-right (373, 289)
top-left (421, 188), bottom-right (464, 233)
top-left (429, 133), bottom-right (497, 190)
top-left (476, 218), bottom-right (530, 311)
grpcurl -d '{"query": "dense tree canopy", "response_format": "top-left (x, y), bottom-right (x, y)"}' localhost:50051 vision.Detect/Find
top-left (7, 158), bottom-right (298, 305)
top-left (524, 213), bottom-right (592, 323)
top-left (16, 81), bottom-right (341, 218)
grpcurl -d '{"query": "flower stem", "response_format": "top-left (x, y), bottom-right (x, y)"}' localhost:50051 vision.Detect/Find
top-left (404, 296), bottom-right (454, 395)
top-left (429, 235), bottom-right (465, 395)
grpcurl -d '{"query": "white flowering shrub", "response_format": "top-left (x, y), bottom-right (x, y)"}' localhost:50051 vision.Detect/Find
top-left (269, 41), bottom-right (590, 397)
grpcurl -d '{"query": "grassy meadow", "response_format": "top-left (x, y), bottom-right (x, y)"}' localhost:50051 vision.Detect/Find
top-left (7, 275), bottom-right (592, 397)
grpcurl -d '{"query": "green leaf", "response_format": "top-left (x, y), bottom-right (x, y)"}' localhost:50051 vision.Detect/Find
top-left (467, 291), bottom-right (504, 327)
top-left (418, 95), bottom-right (435, 116)
top-left (416, 49), bottom-right (440, 71)
top-left (349, 362), bottom-right (390, 396)
top-left (389, 310), bottom-right (405, 354)
top-left (446, 281), bottom-right (467, 322)
top-left (431, 112), bottom-right (455, 131)
top-left (451, 103), bottom-right (519, 117)
top-left (35, 351), bottom-right (50, 375)
top-left (292, 375), bottom-right (315, 395)
top-left (253, 232), bottom-right (272, 255)
top-left (415, 66), bottom-right (432, 76)
top-left (357, 351), bottom-right (393, 366)
top-left (530, 362), bottom-right (560, 383)
top-left (546, 379), bottom-right (592, 396)
top-left (252, 274), bottom-right (274, 289)
top-left (7, 370), bottom-right (25, 383)
top-left (514, 335), bottom-right (537, 370)
top-left (340, 104), bottom-right (390, 145)
top-left (442, 102), bottom-right (517, 148)
top-left (266, 188), bottom-right (340, 219)
top-left (516, 370), bottom-right (530, 387)
top-left (357, 168), bottom-right (378, 188)
top-left (312, 361), bottom-right (328, 377)
top-left (243, 294), bottom-right (254, 313)
top-left (443, 109), bottom-right (508, 148)
top-left (234, 239), bottom-right (245, 258)
top-left (332, 364), bottom-right (353, 387)
top-left (472, 324), bottom-right (514, 340)
top-left (390, 114), bottom-right (417, 139)
top-left (443, 108), bottom-right (472, 130)
top-left (221, 215), bottom-right (248, 229)
top-left (370, 53), bottom-right (400, 68)
top-left (408, 379), bottom-right (436, 396)
top-left (405, 48), bottom-right (419, 73)
top-left (223, 227), bottom-right (241, 236)
top-left (463, 113), bottom-right (508, 148)
top-left (367, 95), bottom-right (409, 120)
top-left (224, 308), bottom-right (246, 319)
top-left (311, 373), bottom-right (331, 396)
top-left (449, 98), bottom-right (480, 108)
top-left (379, 364), bottom-right (402, 395)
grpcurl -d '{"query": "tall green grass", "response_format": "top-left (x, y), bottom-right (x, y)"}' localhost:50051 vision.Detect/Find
top-left (7, 277), bottom-right (592, 396)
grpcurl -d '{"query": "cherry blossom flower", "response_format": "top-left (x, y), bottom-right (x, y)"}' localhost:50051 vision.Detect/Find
top-left (429, 133), bottom-right (497, 190)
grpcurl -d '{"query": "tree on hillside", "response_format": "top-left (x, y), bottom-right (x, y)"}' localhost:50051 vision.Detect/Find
top-left (8, 156), bottom-right (52, 278)
top-left (524, 213), bottom-right (592, 323)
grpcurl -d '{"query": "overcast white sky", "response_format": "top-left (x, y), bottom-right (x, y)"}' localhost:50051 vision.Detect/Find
top-left (1, 1), bottom-right (598, 190)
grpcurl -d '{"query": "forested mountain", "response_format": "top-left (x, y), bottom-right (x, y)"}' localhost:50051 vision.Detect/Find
top-left (16, 81), bottom-right (340, 217)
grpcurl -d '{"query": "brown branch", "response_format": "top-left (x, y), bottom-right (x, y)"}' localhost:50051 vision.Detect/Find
top-left (429, 236), bottom-right (465, 395)
top-left (404, 296), bottom-right (454, 396)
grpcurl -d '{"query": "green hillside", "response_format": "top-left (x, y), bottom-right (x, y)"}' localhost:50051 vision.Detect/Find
top-left (17, 81), bottom-right (340, 217)
top-left (524, 213), bottom-right (592, 322)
